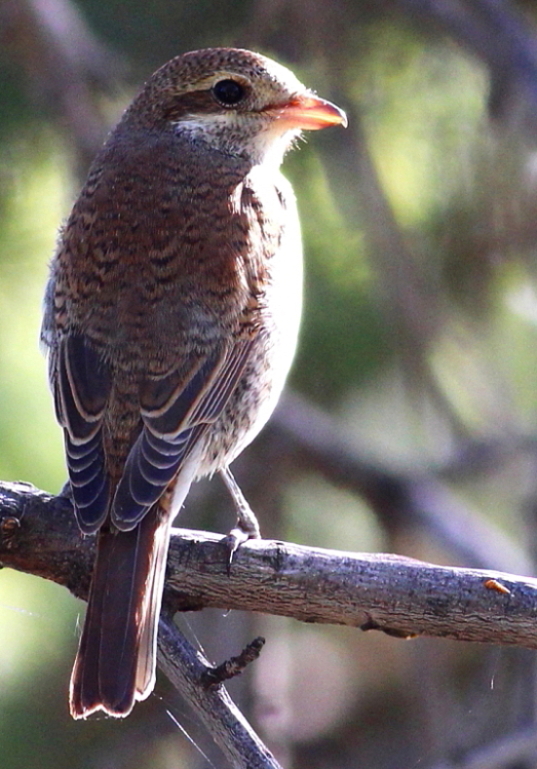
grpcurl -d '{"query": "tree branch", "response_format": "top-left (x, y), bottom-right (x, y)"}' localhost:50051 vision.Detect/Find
top-left (157, 616), bottom-right (282, 769)
top-left (3, 477), bottom-right (537, 766)
top-left (0, 481), bottom-right (285, 769)
top-left (2, 480), bottom-right (537, 651)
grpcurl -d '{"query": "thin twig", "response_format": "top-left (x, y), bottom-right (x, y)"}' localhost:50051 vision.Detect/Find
top-left (158, 617), bottom-right (282, 769)
top-left (202, 637), bottom-right (266, 687)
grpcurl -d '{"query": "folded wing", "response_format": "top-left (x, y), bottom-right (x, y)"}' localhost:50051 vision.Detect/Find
top-left (111, 337), bottom-right (255, 530)
top-left (55, 334), bottom-right (112, 533)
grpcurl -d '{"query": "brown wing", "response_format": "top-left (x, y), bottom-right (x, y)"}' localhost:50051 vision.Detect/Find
top-left (111, 336), bottom-right (255, 530)
top-left (54, 328), bottom-right (255, 533)
top-left (55, 334), bottom-right (112, 533)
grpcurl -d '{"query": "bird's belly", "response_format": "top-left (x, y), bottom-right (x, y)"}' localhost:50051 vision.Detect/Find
top-left (195, 330), bottom-right (292, 476)
top-left (196, 215), bottom-right (303, 476)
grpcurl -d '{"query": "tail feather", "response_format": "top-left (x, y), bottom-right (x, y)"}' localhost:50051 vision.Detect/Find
top-left (135, 516), bottom-right (172, 696)
top-left (69, 508), bottom-right (170, 719)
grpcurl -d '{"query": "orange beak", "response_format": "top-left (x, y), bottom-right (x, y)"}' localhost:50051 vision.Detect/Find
top-left (277, 93), bottom-right (347, 131)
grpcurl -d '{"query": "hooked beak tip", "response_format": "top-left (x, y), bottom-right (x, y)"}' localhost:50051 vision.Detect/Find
top-left (278, 94), bottom-right (347, 131)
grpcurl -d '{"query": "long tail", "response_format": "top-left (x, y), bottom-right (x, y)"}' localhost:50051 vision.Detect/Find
top-left (69, 507), bottom-right (172, 719)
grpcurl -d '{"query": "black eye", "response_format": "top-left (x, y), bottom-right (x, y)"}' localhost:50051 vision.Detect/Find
top-left (212, 79), bottom-right (245, 107)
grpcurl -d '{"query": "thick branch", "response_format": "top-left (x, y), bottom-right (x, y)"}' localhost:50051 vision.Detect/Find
top-left (2, 480), bottom-right (537, 650)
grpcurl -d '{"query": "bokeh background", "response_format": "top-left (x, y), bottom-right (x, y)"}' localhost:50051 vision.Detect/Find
top-left (3, 1), bottom-right (537, 767)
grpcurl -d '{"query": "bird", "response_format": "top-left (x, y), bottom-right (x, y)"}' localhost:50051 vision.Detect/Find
top-left (41, 47), bottom-right (347, 720)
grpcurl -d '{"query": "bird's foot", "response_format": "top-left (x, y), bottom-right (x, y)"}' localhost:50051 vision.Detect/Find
top-left (219, 467), bottom-right (260, 572)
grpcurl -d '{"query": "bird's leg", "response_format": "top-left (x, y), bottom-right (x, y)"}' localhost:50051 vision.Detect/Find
top-left (220, 467), bottom-right (261, 561)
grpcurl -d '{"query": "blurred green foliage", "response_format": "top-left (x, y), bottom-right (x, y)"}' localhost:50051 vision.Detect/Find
top-left (0, 132), bottom-right (66, 489)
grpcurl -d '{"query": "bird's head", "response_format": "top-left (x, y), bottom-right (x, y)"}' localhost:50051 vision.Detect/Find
top-left (126, 48), bottom-right (347, 166)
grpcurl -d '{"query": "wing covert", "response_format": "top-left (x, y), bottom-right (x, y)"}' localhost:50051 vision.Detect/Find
top-left (111, 338), bottom-right (255, 530)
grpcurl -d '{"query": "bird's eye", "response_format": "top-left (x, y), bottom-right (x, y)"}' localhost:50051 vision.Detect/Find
top-left (212, 79), bottom-right (245, 107)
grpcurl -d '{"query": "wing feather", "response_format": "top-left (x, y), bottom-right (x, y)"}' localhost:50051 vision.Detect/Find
top-left (111, 339), bottom-right (254, 531)
top-left (55, 335), bottom-right (112, 532)
top-left (52, 329), bottom-right (255, 533)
